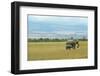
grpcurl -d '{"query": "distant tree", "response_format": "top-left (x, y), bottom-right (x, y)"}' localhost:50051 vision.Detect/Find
top-left (70, 37), bottom-right (74, 40)
top-left (82, 36), bottom-right (87, 41)
top-left (28, 38), bottom-right (68, 42)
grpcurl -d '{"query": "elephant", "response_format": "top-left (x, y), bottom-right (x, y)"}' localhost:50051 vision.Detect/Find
top-left (65, 40), bottom-right (79, 50)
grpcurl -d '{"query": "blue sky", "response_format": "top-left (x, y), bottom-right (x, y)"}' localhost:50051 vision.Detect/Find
top-left (28, 15), bottom-right (88, 38)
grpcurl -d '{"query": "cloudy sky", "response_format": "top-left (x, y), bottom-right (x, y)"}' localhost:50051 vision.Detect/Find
top-left (27, 15), bottom-right (88, 39)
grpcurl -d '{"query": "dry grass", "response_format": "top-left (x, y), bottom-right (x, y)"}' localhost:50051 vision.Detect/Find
top-left (28, 41), bottom-right (88, 61)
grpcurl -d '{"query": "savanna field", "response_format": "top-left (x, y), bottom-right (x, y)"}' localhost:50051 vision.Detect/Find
top-left (28, 41), bottom-right (88, 61)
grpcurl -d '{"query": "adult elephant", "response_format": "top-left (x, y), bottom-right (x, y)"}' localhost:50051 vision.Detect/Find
top-left (66, 40), bottom-right (79, 50)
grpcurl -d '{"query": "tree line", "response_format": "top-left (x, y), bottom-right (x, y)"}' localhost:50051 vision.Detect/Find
top-left (28, 38), bottom-right (87, 42)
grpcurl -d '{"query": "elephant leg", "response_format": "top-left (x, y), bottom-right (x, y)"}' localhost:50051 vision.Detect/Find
top-left (73, 45), bottom-right (76, 49)
top-left (72, 44), bottom-right (75, 49)
top-left (77, 43), bottom-right (79, 48)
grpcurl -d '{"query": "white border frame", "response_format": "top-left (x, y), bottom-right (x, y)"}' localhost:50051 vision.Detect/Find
top-left (20, 6), bottom-right (95, 70)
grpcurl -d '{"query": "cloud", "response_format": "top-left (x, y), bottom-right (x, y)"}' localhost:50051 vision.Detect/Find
top-left (28, 15), bottom-right (88, 35)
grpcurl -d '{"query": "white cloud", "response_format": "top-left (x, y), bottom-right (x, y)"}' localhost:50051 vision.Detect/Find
top-left (29, 15), bottom-right (52, 21)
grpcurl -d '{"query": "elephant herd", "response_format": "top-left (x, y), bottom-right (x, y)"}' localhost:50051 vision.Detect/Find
top-left (65, 40), bottom-right (79, 50)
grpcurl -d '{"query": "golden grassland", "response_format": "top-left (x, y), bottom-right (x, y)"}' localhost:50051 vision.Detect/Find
top-left (28, 41), bottom-right (88, 61)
